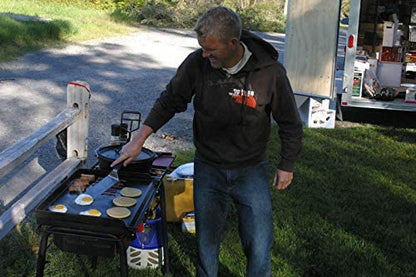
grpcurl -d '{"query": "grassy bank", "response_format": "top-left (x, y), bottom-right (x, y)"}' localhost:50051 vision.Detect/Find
top-left (1, 125), bottom-right (415, 276)
top-left (0, 0), bottom-right (288, 63)
top-left (0, 0), bottom-right (135, 62)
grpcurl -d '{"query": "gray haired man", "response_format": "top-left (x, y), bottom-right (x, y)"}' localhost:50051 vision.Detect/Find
top-left (112, 6), bottom-right (302, 276)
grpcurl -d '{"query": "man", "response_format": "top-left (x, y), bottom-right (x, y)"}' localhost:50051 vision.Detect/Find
top-left (111, 6), bottom-right (303, 277)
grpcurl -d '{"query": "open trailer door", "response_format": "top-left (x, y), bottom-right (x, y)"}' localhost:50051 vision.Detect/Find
top-left (285, 0), bottom-right (342, 128)
top-left (341, 0), bottom-right (416, 112)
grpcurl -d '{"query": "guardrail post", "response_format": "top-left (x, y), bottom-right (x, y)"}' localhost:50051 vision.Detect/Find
top-left (66, 81), bottom-right (91, 161)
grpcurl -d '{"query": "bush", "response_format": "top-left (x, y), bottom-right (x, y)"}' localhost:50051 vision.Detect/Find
top-left (112, 0), bottom-right (286, 32)
top-left (110, 0), bottom-right (172, 26)
top-left (169, 0), bottom-right (216, 28)
top-left (238, 1), bottom-right (286, 32)
top-left (42, 0), bottom-right (287, 32)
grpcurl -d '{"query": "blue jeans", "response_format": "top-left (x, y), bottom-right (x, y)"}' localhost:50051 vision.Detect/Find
top-left (194, 156), bottom-right (273, 277)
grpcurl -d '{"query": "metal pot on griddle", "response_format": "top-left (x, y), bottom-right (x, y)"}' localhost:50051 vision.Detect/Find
top-left (96, 144), bottom-right (157, 172)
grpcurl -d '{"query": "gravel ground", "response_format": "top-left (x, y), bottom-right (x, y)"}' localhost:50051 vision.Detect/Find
top-left (0, 27), bottom-right (200, 164)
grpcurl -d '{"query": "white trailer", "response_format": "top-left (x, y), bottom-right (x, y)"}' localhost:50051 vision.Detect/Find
top-left (341, 0), bottom-right (416, 112)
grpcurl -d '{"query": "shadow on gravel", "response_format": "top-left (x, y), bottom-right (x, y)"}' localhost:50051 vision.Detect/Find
top-left (0, 28), bottom-right (200, 172)
top-left (0, 41), bottom-right (180, 148)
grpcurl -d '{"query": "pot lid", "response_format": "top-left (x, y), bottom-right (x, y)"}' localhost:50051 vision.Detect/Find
top-left (96, 145), bottom-right (156, 163)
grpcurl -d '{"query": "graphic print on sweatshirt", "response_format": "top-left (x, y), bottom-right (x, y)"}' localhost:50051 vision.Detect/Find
top-left (228, 88), bottom-right (257, 109)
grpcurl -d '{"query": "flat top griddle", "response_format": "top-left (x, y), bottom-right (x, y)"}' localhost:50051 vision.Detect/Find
top-left (35, 155), bottom-right (174, 237)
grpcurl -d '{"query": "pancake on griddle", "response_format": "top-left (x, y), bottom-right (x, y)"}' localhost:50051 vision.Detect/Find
top-left (106, 207), bottom-right (131, 219)
top-left (120, 187), bottom-right (142, 198)
top-left (112, 196), bottom-right (137, 207)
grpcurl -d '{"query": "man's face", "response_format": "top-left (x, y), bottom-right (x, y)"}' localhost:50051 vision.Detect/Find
top-left (197, 35), bottom-right (239, 69)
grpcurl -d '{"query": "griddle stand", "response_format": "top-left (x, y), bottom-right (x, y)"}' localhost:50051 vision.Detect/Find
top-left (36, 227), bottom-right (131, 276)
top-left (36, 174), bottom-right (171, 277)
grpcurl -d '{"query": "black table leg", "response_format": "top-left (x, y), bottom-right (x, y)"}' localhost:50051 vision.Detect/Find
top-left (36, 229), bottom-right (51, 277)
top-left (91, 256), bottom-right (97, 270)
top-left (118, 241), bottom-right (128, 277)
top-left (159, 181), bottom-right (171, 275)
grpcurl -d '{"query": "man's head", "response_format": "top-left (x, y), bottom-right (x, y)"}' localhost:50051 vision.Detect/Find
top-left (194, 6), bottom-right (243, 69)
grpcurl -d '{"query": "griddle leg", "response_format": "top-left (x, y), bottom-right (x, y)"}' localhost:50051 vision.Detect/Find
top-left (36, 231), bottom-right (51, 277)
top-left (118, 242), bottom-right (128, 277)
top-left (159, 181), bottom-right (171, 275)
top-left (91, 256), bottom-right (98, 271)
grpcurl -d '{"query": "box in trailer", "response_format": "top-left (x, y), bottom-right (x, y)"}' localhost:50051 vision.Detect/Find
top-left (377, 61), bottom-right (402, 87)
top-left (406, 87), bottom-right (416, 103)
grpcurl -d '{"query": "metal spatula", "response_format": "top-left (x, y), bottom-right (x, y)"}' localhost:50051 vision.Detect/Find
top-left (108, 162), bottom-right (121, 181)
top-left (90, 163), bottom-right (122, 195)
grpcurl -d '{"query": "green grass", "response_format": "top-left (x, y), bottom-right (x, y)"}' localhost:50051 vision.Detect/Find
top-left (0, 0), bottom-right (135, 62)
top-left (0, 14), bottom-right (74, 61)
top-left (1, 125), bottom-right (415, 276)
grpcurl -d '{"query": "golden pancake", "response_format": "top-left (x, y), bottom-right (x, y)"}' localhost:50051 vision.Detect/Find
top-left (120, 187), bottom-right (142, 198)
top-left (112, 196), bottom-right (137, 207)
top-left (106, 207), bottom-right (131, 219)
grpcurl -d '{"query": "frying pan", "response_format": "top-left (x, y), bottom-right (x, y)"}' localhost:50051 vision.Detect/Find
top-left (95, 145), bottom-right (157, 172)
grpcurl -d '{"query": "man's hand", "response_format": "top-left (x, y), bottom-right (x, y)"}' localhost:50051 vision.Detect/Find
top-left (110, 125), bottom-right (153, 167)
top-left (272, 169), bottom-right (293, 190)
top-left (111, 141), bottom-right (142, 167)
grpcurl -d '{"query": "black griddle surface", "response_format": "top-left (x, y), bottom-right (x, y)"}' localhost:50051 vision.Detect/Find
top-left (35, 169), bottom-right (160, 236)
top-left (51, 176), bottom-right (150, 218)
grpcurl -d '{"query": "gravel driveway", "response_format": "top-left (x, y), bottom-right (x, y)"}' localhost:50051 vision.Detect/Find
top-left (0, 27), bottom-right (200, 154)
top-left (0, 27), bottom-right (286, 204)
top-left (0, 27), bottom-right (286, 156)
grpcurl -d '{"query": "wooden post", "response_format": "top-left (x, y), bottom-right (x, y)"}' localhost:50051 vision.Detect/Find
top-left (66, 81), bottom-right (91, 161)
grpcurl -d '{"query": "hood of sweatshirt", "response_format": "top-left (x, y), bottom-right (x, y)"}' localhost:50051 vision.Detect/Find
top-left (240, 30), bottom-right (279, 71)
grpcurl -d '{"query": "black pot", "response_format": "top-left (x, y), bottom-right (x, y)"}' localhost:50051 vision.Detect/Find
top-left (95, 145), bottom-right (157, 172)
